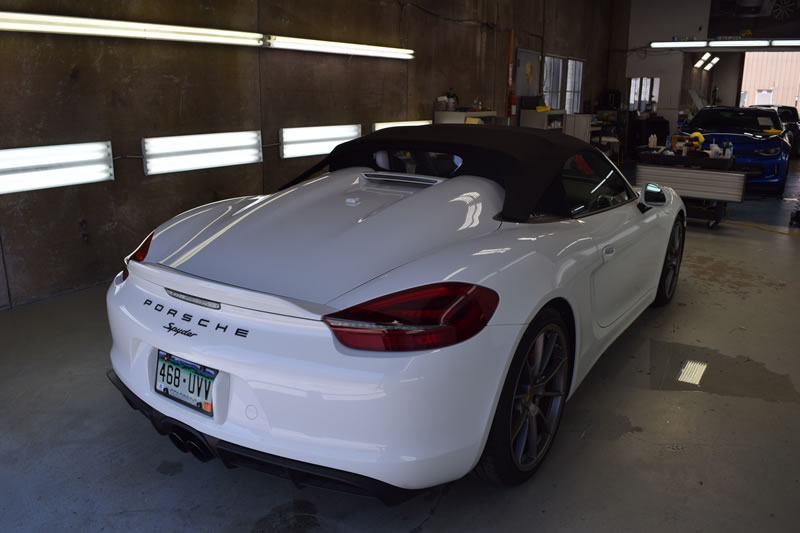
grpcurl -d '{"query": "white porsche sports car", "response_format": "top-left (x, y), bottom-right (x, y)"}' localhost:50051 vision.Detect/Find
top-left (107, 125), bottom-right (685, 500)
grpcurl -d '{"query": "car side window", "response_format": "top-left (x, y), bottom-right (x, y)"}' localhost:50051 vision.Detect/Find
top-left (561, 151), bottom-right (632, 216)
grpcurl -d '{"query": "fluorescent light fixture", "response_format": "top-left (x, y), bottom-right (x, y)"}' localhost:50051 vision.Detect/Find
top-left (373, 120), bottom-right (432, 131)
top-left (694, 52), bottom-right (713, 68)
top-left (650, 40), bottom-right (708, 48)
top-left (771, 40), bottom-right (800, 46)
top-left (703, 56), bottom-right (721, 71)
top-left (677, 360), bottom-right (707, 385)
top-left (266, 35), bottom-right (414, 60)
top-left (709, 39), bottom-right (770, 47)
top-left (0, 11), bottom-right (264, 46)
top-left (142, 130), bottom-right (262, 175)
top-left (280, 125), bottom-right (361, 159)
top-left (0, 141), bottom-right (113, 195)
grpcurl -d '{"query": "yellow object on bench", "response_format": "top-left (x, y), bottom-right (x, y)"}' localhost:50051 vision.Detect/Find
top-left (689, 131), bottom-right (705, 149)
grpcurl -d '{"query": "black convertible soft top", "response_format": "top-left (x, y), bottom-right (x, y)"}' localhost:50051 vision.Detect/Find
top-left (281, 124), bottom-right (593, 221)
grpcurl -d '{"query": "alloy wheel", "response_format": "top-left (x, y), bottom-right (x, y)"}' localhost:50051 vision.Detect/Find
top-left (509, 324), bottom-right (569, 470)
top-left (662, 222), bottom-right (685, 299)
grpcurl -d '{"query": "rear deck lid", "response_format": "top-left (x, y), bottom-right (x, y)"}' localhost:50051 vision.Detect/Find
top-left (142, 169), bottom-right (504, 306)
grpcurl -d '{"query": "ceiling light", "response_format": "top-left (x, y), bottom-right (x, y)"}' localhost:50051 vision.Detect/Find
top-left (280, 125), bottom-right (361, 159)
top-left (650, 40), bottom-right (708, 48)
top-left (771, 40), bottom-right (800, 46)
top-left (695, 52), bottom-right (713, 67)
top-left (373, 120), bottom-right (432, 131)
top-left (0, 11), bottom-right (264, 46)
top-left (677, 360), bottom-right (707, 385)
top-left (142, 131), bottom-right (262, 175)
top-left (703, 57), bottom-right (721, 71)
top-left (266, 35), bottom-right (414, 60)
top-left (0, 141), bottom-right (114, 194)
top-left (709, 39), bottom-right (770, 47)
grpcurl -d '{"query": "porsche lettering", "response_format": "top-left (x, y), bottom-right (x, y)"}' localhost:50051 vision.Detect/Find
top-left (143, 299), bottom-right (249, 338)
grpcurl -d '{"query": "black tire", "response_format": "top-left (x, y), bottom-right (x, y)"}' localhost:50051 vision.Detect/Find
top-left (777, 162), bottom-right (789, 196)
top-left (476, 307), bottom-right (573, 486)
top-left (653, 215), bottom-right (685, 306)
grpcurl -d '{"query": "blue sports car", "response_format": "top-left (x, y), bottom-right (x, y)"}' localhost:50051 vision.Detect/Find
top-left (682, 106), bottom-right (792, 193)
top-left (752, 104), bottom-right (800, 155)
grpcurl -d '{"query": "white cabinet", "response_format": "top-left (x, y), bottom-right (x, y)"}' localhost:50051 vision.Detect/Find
top-left (564, 114), bottom-right (591, 142)
top-left (520, 109), bottom-right (564, 130)
top-left (520, 110), bottom-right (591, 142)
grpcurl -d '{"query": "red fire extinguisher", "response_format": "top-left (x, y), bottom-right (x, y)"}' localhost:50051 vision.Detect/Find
top-left (509, 92), bottom-right (517, 118)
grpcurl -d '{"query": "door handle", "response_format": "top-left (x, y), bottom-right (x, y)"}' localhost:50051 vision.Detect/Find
top-left (603, 246), bottom-right (615, 257)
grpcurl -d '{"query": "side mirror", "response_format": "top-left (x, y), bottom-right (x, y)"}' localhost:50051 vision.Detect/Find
top-left (638, 183), bottom-right (666, 213)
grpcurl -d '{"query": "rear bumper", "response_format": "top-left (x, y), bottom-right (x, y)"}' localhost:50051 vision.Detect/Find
top-left (107, 269), bottom-right (522, 491)
top-left (107, 370), bottom-right (415, 504)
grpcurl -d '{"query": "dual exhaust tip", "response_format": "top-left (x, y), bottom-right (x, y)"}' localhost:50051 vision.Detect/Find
top-left (168, 428), bottom-right (215, 463)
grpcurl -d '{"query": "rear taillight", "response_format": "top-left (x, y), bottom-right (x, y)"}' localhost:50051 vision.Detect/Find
top-left (323, 282), bottom-right (499, 352)
top-left (122, 232), bottom-right (154, 281)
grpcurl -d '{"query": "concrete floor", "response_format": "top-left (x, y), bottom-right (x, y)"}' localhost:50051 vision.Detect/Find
top-left (1, 164), bottom-right (799, 532)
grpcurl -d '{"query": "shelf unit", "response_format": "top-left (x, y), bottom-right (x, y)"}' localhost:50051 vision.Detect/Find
top-left (520, 109), bottom-right (565, 131)
top-left (434, 111), bottom-right (498, 124)
top-left (520, 110), bottom-right (591, 142)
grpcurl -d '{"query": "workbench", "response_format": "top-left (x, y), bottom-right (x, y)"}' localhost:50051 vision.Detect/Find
top-left (635, 153), bottom-right (746, 228)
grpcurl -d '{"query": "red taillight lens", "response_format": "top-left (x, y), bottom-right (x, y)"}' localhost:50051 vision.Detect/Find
top-left (323, 282), bottom-right (499, 352)
top-left (122, 232), bottom-right (154, 281)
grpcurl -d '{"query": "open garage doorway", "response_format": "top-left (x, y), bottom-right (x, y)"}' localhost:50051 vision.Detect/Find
top-left (740, 51), bottom-right (800, 111)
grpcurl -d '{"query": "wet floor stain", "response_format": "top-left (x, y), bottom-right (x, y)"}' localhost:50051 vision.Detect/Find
top-left (563, 409), bottom-right (644, 441)
top-left (156, 460), bottom-right (182, 476)
top-left (682, 254), bottom-right (788, 296)
top-left (649, 340), bottom-right (800, 403)
top-left (252, 500), bottom-right (340, 533)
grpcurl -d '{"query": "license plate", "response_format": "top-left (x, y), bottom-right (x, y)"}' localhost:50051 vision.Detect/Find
top-left (154, 350), bottom-right (217, 416)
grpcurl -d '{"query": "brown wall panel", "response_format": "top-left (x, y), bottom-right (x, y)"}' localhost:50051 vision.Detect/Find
top-left (0, 232), bottom-right (9, 310)
top-left (0, 0), bottom-right (625, 305)
top-left (0, 2), bottom-right (262, 305)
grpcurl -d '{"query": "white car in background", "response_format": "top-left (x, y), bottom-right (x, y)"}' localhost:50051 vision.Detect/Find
top-left (107, 125), bottom-right (685, 501)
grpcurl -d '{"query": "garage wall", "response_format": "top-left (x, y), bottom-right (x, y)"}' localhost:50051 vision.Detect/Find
top-left (626, 0), bottom-right (711, 129)
top-left (0, 1), bottom-right (263, 307)
top-left (711, 52), bottom-right (744, 106)
top-left (258, 0), bottom-right (620, 191)
top-left (0, 236), bottom-right (9, 310)
top-left (0, 0), bottom-right (624, 306)
top-left (681, 52), bottom-right (713, 108)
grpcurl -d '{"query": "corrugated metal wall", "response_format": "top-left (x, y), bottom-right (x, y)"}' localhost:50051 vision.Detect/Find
top-left (740, 52), bottom-right (800, 109)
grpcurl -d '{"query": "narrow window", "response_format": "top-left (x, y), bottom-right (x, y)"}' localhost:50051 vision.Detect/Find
top-left (543, 56), bottom-right (563, 109)
top-left (566, 59), bottom-right (583, 114)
